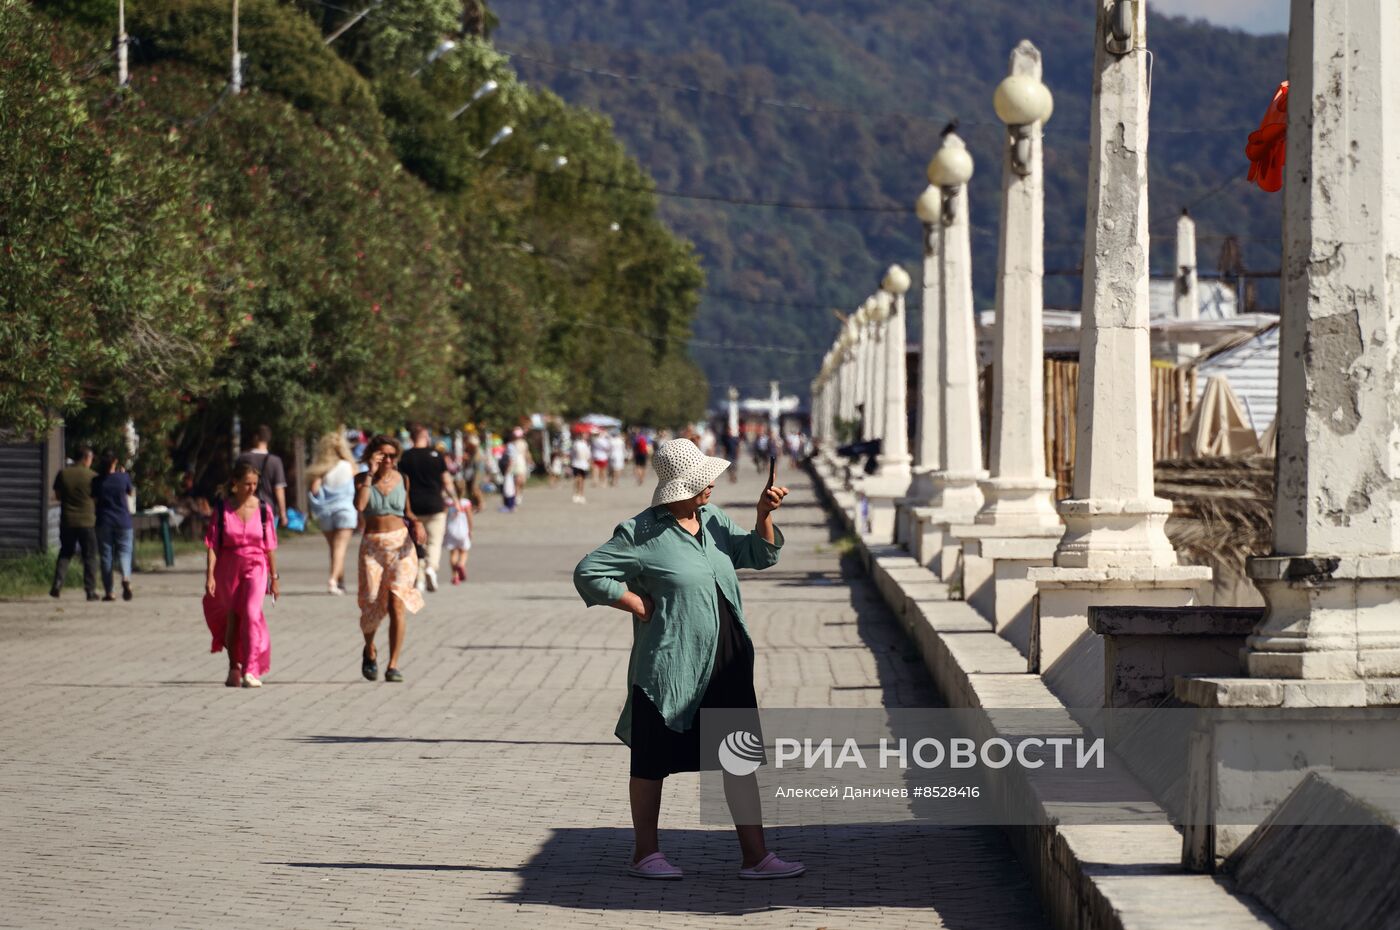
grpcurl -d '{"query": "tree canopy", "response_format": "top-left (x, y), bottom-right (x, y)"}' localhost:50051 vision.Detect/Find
top-left (3, 0), bottom-right (709, 495)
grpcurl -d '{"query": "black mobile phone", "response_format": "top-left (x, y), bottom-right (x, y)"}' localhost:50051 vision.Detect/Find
top-left (765, 454), bottom-right (776, 490)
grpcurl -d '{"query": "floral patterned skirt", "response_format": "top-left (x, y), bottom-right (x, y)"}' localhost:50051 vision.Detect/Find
top-left (358, 527), bottom-right (423, 634)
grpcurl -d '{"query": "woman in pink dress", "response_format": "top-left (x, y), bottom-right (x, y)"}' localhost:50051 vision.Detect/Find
top-left (203, 462), bottom-right (281, 688)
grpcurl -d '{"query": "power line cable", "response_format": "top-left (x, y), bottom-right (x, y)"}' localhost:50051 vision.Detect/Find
top-left (499, 45), bottom-right (1258, 137)
top-left (483, 156), bottom-right (907, 212)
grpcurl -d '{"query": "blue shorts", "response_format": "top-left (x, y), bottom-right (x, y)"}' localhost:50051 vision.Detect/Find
top-left (316, 508), bottom-right (358, 531)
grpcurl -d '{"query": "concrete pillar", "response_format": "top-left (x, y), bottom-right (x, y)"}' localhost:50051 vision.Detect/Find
top-left (937, 134), bottom-right (987, 522)
top-left (1242, 0), bottom-right (1400, 684)
top-left (897, 188), bottom-right (946, 545)
top-left (977, 40), bottom-right (1060, 532)
top-left (864, 301), bottom-right (884, 445)
top-left (877, 270), bottom-right (913, 483)
top-left (912, 131), bottom-right (987, 572)
top-left (949, 41), bottom-right (1063, 636)
top-left (1175, 210), bottom-right (1200, 363)
top-left (856, 306), bottom-right (874, 441)
top-left (1028, 0), bottom-right (1209, 707)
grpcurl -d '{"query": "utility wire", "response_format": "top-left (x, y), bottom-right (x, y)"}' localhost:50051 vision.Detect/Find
top-left (499, 45), bottom-right (1258, 137)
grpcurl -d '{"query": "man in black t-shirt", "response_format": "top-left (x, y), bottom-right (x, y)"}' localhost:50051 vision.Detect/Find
top-left (235, 424), bottom-right (289, 527)
top-left (399, 424), bottom-right (457, 592)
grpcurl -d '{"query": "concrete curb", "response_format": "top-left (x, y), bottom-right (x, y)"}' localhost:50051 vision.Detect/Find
top-left (808, 460), bottom-right (1282, 930)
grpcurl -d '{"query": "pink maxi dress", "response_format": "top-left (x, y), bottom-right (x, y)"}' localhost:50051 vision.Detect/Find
top-left (202, 504), bottom-right (277, 677)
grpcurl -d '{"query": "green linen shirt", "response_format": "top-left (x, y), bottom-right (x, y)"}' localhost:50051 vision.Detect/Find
top-left (573, 503), bottom-right (784, 745)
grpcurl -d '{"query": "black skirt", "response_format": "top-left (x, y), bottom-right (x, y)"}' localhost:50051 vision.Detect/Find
top-left (630, 587), bottom-right (760, 779)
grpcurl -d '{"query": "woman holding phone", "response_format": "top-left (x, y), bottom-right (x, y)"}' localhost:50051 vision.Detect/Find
top-left (573, 438), bottom-right (804, 881)
top-left (354, 435), bottom-right (426, 683)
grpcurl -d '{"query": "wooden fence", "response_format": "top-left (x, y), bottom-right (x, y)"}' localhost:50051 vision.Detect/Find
top-left (1041, 359), bottom-right (1196, 500)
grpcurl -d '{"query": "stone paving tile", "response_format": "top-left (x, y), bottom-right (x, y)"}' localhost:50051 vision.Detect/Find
top-left (0, 469), bottom-right (1047, 929)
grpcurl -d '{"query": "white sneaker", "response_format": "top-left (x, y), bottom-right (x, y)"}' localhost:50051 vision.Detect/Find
top-left (415, 577), bottom-right (427, 593)
top-left (241, 673), bottom-right (262, 689)
top-left (328, 580), bottom-right (343, 596)
top-left (425, 567), bottom-right (439, 592)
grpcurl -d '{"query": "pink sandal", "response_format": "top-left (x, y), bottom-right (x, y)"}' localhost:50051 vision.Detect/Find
top-left (627, 851), bottom-right (683, 880)
top-left (738, 852), bottom-right (806, 880)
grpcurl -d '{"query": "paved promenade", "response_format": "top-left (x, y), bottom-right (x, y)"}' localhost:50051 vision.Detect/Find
top-left (0, 466), bottom-right (1047, 929)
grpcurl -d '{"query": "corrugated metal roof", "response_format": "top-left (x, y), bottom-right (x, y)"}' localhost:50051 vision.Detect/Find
top-left (1148, 280), bottom-right (1238, 321)
top-left (1196, 325), bottom-right (1279, 434)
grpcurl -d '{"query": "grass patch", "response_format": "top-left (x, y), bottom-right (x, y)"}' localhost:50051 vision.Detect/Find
top-left (0, 535), bottom-right (206, 600)
top-left (0, 551), bottom-right (64, 601)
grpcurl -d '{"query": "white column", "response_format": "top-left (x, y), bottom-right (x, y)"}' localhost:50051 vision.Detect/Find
top-left (1028, 1), bottom-right (1209, 708)
top-left (937, 132), bottom-right (987, 521)
top-left (864, 303), bottom-right (884, 443)
top-left (878, 279), bottom-right (912, 480)
top-left (1175, 211), bottom-right (1200, 363)
top-left (908, 187), bottom-right (944, 504)
top-left (1052, 0), bottom-right (1178, 571)
top-left (855, 310), bottom-right (872, 440)
top-left (1242, 0), bottom-right (1400, 682)
top-left (977, 40), bottom-right (1060, 530)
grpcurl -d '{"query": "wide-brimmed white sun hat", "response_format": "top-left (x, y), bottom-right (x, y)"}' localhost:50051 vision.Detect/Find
top-left (651, 439), bottom-right (730, 507)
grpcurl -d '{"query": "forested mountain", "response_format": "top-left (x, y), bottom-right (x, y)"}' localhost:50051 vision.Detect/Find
top-left (495, 0), bottom-right (1287, 404)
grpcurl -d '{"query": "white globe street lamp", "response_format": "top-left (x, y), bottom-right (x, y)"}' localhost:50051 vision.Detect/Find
top-left (882, 264), bottom-right (912, 296)
top-left (927, 128), bottom-right (975, 226)
top-left (993, 71), bottom-right (1053, 176)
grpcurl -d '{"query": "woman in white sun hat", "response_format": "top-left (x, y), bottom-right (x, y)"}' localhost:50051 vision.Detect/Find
top-left (574, 438), bottom-right (805, 882)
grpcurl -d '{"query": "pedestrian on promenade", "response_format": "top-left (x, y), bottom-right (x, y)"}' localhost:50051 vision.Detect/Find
top-left (92, 451), bottom-right (136, 602)
top-left (354, 435), bottom-right (425, 683)
top-left (608, 429), bottom-right (627, 486)
top-left (444, 494), bottom-right (475, 584)
top-left (722, 428), bottom-right (741, 484)
top-left (50, 445), bottom-right (100, 601)
top-left (632, 430), bottom-right (650, 485)
top-left (400, 425), bottom-right (458, 593)
top-left (591, 429), bottom-right (610, 487)
top-left (307, 433), bottom-right (358, 595)
top-left (573, 438), bottom-right (804, 881)
top-left (570, 431), bottom-right (592, 504)
top-left (236, 424), bottom-right (289, 527)
top-left (203, 462), bottom-right (280, 688)
top-left (507, 428), bottom-right (533, 506)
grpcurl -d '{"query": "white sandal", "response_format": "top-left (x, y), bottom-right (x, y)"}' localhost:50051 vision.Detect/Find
top-left (627, 851), bottom-right (683, 880)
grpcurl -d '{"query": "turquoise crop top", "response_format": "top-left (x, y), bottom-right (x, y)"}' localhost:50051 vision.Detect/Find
top-left (365, 479), bottom-right (407, 517)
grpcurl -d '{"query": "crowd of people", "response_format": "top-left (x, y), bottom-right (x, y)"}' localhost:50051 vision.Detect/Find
top-left (46, 417), bottom-right (812, 691)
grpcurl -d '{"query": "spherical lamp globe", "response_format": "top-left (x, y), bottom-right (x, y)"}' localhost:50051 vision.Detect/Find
top-left (993, 74), bottom-right (1053, 127)
top-left (927, 133), bottom-right (975, 188)
top-left (882, 264), bottom-right (912, 295)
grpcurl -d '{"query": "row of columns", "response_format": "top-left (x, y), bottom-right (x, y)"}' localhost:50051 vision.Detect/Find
top-left (813, 0), bottom-right (1400, 710)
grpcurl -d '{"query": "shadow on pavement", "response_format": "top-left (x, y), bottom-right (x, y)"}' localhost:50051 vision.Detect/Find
top-left (483, 823), bottom-right (1041, 923)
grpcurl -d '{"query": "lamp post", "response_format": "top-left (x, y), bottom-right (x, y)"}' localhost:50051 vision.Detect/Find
top-left (975, 39), bottom-right (1059, 531)
top-left (860, 297), bottom-right (883, 443)
top-left (913, 127), bottom-right (986, 572)
top-left (478, 125), bottom-right (513, 159)
top-left (877, 264), bottom-right (913, 484)
top-left (116, 0), bottom-right (129, 88)
top-left (413, 39), bottom-right (457, 76)
top-left (899, 185), bottom-right (947, 544)
top-left (450, 79), bottom-right (499, 119)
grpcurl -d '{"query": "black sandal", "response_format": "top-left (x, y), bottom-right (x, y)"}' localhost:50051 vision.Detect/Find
top-left (362, 646), bottom-right (378, 681)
